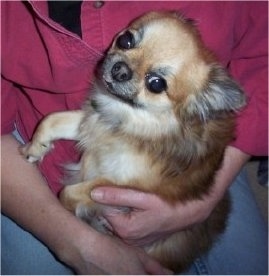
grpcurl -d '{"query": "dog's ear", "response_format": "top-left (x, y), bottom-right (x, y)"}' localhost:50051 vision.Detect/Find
top-left (184, 64), bottom-right (246, 121)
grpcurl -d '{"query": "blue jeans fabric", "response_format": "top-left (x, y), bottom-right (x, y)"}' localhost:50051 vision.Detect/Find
top-left (2, 168), bottom-right (268, 275)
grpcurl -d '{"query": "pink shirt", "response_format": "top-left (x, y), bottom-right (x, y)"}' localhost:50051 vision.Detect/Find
top-left (2, 1), bottom-right (268, 194)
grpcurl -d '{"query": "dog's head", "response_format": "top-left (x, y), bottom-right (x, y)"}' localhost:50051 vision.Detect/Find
top-left (97, 12), bottom-right (245, 136)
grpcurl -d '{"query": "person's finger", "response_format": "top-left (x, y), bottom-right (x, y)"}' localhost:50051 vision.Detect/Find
top-left (91, 186), bottom-right (152, 209)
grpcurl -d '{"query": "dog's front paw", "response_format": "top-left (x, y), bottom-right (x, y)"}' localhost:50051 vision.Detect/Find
top-left (20, 141), bottom-right (53, 163)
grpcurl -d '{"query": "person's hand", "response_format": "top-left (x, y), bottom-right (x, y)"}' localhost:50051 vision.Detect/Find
top-left (91, 146), bottom-right (250, 247)
top-left (61, 224), bottom-right (173, 275)
top-left (90, 187), bottom-right (217, 246)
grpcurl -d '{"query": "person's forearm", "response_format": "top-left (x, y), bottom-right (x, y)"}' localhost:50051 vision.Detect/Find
top-left (1, 135), bottom-right (99, 270)
top-left (209, 145), bottom-right (251, 200)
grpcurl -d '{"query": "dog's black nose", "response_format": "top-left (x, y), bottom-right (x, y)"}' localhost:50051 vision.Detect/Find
top-left (111, 62), bottom-right (132, 82)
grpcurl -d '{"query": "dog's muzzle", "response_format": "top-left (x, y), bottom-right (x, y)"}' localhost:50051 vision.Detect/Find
top-left (101, 55), bottom-right (139, 106)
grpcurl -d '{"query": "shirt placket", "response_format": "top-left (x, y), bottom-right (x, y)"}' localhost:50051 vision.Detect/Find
top-left (80, 1), bottom-right (106, 54)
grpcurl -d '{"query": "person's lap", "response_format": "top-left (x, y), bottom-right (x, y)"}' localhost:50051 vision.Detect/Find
top-left (2, 168), bottom-right (268, 275)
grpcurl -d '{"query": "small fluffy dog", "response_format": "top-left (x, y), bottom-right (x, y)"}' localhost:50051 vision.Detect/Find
top-left (21, 12), bottom-right (246, 272)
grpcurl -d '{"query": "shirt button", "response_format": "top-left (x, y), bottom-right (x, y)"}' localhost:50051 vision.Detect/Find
top-left (93, 1), bottom-right (105, 9)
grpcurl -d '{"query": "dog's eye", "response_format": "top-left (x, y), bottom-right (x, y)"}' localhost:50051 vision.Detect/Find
top-left (145, 74), bottom-right (167, 94)
top-left (116, 31), bottom-right (135, 50)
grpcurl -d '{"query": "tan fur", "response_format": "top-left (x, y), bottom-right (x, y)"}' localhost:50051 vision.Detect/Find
top-left (21, 12), bottom-right (246, 272)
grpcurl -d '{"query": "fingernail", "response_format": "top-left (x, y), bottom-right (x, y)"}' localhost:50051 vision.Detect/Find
top-left (90, 189), bottom-right (104, 201)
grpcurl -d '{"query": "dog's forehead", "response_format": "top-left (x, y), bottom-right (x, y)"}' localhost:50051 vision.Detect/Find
top-left (131, 14), bottom-right (193, 42)
top-left (131, 16), bottom-right (198, 72)
top-left (143, 20), bottom-right (188, 47)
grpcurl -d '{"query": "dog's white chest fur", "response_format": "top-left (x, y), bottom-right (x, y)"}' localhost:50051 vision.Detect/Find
top-left (83, 139), bottom-right (151, 184)
top-left (78, 109), bottom-right (159, 187)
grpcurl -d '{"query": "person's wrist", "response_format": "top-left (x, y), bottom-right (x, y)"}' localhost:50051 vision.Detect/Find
top-left (60, 224), bottom-right (117, 274)
top-left (210, 146), bottom-right (250, 199)
top-left (51, 214), bottom-right (96, 271)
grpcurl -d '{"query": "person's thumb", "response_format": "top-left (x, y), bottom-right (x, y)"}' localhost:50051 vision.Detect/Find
top-left (91, 186), bottom-right (150, 209)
